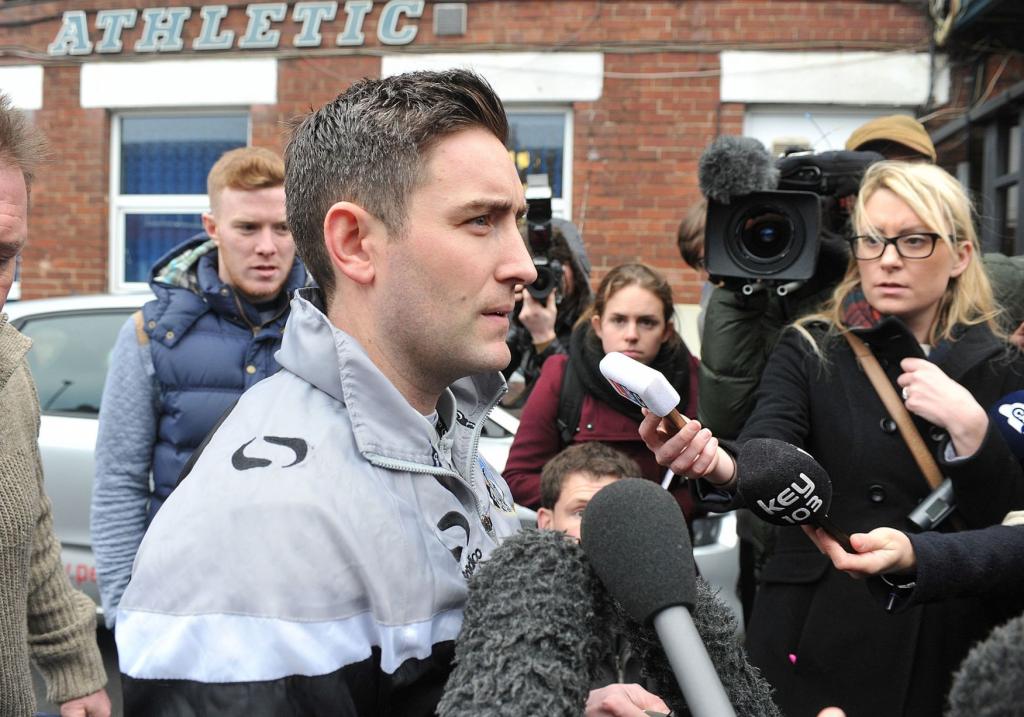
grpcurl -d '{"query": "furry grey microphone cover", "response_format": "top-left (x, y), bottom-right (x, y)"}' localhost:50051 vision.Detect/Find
top-left (947, 611), bottom-right (1024, 717)
top-left (439, 528), bottom-right (780, 716)
top-left (438, 528), bottom-right (617, 717)
top-left (620, 577), bottom-right (782, 717)
top-left (698, 135), bottom-right (779, 204)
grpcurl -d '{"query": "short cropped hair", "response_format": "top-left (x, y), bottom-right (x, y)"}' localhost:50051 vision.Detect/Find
top-left (0, 92), bottom-right (47, 190)
top-left (207, 146), bottom-right (285, 210)
top-left (676, 198), bottom-right (707, 271)
top-left (540, 442), bottom-right (642, 510)
top-left (284, 69), bottom-right (508, 300)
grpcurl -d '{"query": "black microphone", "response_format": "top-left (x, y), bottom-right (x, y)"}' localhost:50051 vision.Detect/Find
top-left (440, 526), bottom-right (781, 716)
top-left (737, 438), bottom-right (852, 552)
top-left (581, 479), bottom-right (736, 717)
top-left (990, 390), bottom-right (1024, 461)
top-left (697, 136), bottom-right (779, 204)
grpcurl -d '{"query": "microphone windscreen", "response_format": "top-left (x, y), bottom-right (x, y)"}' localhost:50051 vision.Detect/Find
top-left (947, 611), bottom-right (1024, 717)
top-left (599, 351), bottom-right (681, 417)
top-left (698, 136), bottom-right (779, 204)
top-left (990, 391), bottom-right (1024, 460)
top-left (580, 478), bottom-right (695, 624)
top-left (438, 528), bottom-right (612, 717)
top-left (737, 438), bottom-right (833, 527)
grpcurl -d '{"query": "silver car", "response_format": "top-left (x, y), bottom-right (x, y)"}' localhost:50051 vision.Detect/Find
top-left (6, 293), bottom-right (741, 630)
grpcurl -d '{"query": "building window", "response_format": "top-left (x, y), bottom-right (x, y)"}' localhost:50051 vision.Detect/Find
top-left (507, 109), bottom-right (573, 219)
top-left (110, 112), bottom-right (249, 291)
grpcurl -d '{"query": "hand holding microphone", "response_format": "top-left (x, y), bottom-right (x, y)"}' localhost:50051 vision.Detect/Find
top-left (600, 352), bottom-right (736, 485)
top-left (803, 525), bottom-right (915, 578)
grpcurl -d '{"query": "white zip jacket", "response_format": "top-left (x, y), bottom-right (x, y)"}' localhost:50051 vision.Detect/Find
top-left (115, 289), bottom-right (521, 716)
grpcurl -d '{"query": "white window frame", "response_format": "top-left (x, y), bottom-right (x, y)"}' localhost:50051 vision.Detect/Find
top-left (506, 105), bottom-right (574, 221)
top-left (108, 109), bottom-right (250, 293)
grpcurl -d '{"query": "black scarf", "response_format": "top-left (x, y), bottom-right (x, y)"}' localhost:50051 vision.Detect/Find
top-left (568, 320), bottom-right (693, 423)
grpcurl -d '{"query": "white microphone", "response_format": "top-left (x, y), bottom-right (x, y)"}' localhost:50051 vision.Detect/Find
top-left (599, 351), bottom-right (691, 433)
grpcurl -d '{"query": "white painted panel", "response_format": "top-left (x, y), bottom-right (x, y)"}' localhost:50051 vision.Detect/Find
top-left (0, 66), bottom-right (44, 110)
top-left (721, 51), bottom-right (949, 107)
top-left (743, 107), bottom-right (916, 155)
top-left (81, 58), bottom-right (277, 108)
top-left (381, 52), bottom-right (603, 102)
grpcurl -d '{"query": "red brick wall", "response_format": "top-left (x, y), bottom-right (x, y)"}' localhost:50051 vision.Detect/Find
top-left (2, 0), bottom-right (933, 301)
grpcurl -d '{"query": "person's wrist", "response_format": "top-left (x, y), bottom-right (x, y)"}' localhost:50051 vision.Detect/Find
top-left (530, 329), bottom-right (557, 345)
top-left (705, 451), bottom-right (737, 488)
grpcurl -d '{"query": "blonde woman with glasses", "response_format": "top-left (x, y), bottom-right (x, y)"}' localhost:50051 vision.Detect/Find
top-left (640, 160), bottom-right (1024, 717)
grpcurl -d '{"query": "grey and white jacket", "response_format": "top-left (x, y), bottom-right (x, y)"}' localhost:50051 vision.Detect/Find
top-left (115, 289), bottom-right (521, 716)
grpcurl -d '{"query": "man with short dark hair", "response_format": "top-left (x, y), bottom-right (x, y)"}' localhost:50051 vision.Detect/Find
top-left (91, 146), bottom-right (307, 630)
top-left (115, 69), bottom-right (668, 717)
top-left (0, 92), bottom-right (111, 717)
top-left (537, 441), bottom-right (641, 541)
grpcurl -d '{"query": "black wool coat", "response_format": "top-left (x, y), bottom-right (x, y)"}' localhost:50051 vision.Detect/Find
top-left (737, 317), bottom-right (1024, 717)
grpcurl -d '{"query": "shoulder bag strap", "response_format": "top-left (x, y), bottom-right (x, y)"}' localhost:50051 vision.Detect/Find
top-left (843, 331), bottom-right (944, 491)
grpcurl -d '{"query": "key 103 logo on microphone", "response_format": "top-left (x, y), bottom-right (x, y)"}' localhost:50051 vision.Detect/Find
top-left (756, 472), bottom-right (824, 525)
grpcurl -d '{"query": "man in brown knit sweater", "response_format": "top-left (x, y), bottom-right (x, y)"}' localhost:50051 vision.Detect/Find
top-left (0, 94), bottom-right (110, 715)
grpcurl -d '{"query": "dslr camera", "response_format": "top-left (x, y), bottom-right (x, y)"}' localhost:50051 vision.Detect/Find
top-left (706, 150), bottom-right (882, 293)
top-left (524, 174), bottom-right (564, 302)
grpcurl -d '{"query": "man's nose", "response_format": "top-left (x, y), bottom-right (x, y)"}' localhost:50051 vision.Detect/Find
top-left (253, 227), bottom-right (278, 255)
top-left (499, 224), bottom-right (537, 286)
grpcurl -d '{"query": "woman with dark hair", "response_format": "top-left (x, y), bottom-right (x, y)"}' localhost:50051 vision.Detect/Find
top-left (503, 262), bottom-right (698, 518)
top-left (641, 161), bottom-right (1024, 716)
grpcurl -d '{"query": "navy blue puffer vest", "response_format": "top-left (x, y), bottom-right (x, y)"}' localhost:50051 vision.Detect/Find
top-left (141, 236), bottom-right (307, 521)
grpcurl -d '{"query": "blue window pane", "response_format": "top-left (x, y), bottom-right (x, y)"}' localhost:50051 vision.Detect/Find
top-left (124, 213), bottom-right (204, 283)
top-left (120, 115), bottom-right (248, 195)
top-left (508, 113), bottom-right (566, 199)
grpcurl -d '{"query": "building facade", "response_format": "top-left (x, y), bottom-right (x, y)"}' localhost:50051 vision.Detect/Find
top-left (1, 0), bottom-right (1013, 303)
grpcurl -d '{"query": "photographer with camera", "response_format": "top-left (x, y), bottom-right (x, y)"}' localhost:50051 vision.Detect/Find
top-left (698, 116), bottom-right (1024, 440)
top-left (503, 175), bottom-right (593, 409)
top-left (504, 263), bottom-right (698, 517)
top-left (643, 160), bottom-right (1024, 716)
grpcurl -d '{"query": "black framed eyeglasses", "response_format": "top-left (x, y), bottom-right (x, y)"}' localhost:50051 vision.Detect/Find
top-left (849, 232), bottom-right (941, 260)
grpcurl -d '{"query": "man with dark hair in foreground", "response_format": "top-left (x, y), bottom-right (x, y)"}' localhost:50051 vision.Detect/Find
top-left (115, 71), bottom-right (667, 716)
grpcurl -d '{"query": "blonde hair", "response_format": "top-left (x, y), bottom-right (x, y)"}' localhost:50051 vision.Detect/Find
top-left (207, 146), bottom-right (284, 211)
top-left (796, 161), bottom-right (1001, 348)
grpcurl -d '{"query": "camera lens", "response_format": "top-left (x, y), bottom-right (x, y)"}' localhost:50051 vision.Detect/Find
top-left (737, 207), bottom-right (794, 261)
top-left (527, 265), bottom-right (556, 300)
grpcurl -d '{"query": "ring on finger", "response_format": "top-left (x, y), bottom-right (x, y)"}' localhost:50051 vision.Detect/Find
top-left (901, 386), bottom-right (910, 401)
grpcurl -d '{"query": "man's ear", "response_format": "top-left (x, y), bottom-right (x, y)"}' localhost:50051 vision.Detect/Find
top-left (201, 212), bottom-right (218, 244)
top-left (536, 507), bottom-right (553, 531)
top-left (323, 202), bottom-right (383, 285)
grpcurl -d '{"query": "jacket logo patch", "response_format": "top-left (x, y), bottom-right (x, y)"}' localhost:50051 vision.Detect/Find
top-left (437, 511), bottom-right (470, 563)
top-left (231, 436), bottom-right (308, 471)
top-left (479, 458), bottom-right (515, 513)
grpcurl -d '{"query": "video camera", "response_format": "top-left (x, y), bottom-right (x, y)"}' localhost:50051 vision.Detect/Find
top-left (524, 174), bottom-right (564, 302)
top-left (702, 139), bottom-right (882, 295)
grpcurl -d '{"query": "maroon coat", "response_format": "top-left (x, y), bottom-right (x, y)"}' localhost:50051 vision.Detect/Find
top-left (503, 353), bottom-right (699, 517)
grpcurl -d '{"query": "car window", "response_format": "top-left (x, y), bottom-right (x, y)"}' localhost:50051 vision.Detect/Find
top-left (18, 310), bottom-right (134, 415)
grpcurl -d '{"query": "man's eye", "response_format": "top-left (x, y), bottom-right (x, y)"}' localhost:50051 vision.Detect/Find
top-left (470, 215), bottom-right (492, 227)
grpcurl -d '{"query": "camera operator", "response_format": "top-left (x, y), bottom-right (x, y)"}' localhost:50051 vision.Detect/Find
top-left (699, 115), bottom-right (1024, 440)
top-left (503, 194), bottom-right (592, 410)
